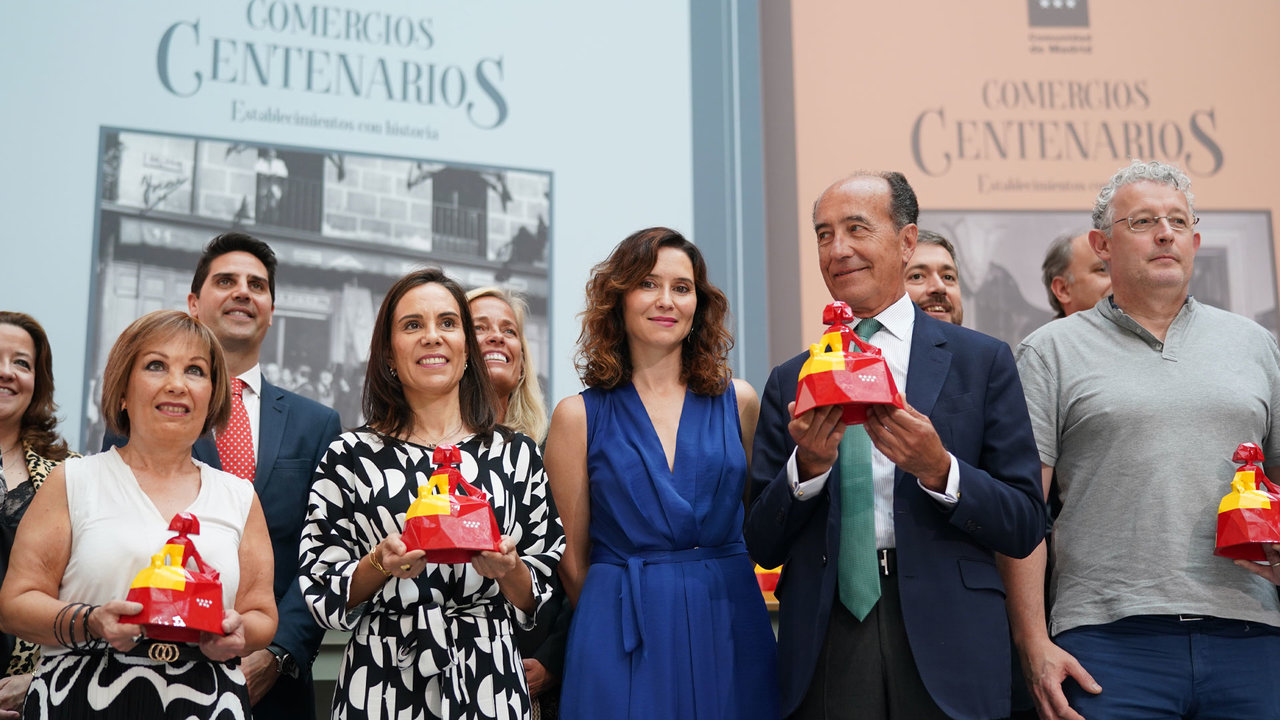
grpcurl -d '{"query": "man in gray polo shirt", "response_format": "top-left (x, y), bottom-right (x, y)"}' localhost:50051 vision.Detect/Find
top-left (1004, 160), bottom-right (1280, 719)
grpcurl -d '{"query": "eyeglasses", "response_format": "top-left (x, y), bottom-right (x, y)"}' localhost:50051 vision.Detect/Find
top-left (1112, 215), bottom-right (1199, 233)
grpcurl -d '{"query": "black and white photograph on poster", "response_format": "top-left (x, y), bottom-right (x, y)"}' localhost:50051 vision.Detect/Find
top-left (917, 209), bottom-right (1277, 348)
top-left (83, 126), bottom-right (552, 448)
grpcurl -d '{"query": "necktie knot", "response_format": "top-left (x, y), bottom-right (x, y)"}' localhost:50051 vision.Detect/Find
top-left (231, 378), bottom-right (245, 398)
top-left (855, 317), bottom-right (883, 341)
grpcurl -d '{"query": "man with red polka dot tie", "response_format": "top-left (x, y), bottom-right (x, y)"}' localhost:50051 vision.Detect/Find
top-left (185, 233), bottom-right (341, 719)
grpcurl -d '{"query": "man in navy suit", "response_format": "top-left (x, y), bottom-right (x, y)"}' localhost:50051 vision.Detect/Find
top-left (106, 233), bottom-right (341, 720)
top-left (746, 172), bottom-right (1046, 720)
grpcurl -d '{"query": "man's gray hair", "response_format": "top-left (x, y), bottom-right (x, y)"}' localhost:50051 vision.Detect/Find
top-left (1041, 231), bottom-right (1084, 318)
top-left (1092, 160), bottom-right (1195, 237)
top-left (813, 171), bottom-right (919, 230)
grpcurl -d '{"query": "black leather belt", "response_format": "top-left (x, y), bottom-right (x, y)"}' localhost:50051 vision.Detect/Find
top-left (125, 640), bottom-right (206, 663)
top-left (878, 548), bottom-right (896, 577)
top-left (123, 640), bottom-right (239, 667)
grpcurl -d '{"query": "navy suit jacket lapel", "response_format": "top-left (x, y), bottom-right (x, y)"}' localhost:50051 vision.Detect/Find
top-left (905, 306), bottom-right (950, 419)
top-left (256, 380), bottom-right (288, 492)
top-left (897, 307), bottom-right (951, 487)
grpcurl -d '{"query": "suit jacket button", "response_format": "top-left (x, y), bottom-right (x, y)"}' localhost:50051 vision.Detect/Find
top-left (965, 520), bottom-right (977, 532)
top-left (821, 553), bottom-right (828, 566)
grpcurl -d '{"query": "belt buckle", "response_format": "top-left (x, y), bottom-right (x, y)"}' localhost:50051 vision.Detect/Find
top-left (147, 642), bottom-right (181, 663)
top-left (877, 549), bottom-right (894, 577)
top-left (1178, 614), bottom-right (1205, 622)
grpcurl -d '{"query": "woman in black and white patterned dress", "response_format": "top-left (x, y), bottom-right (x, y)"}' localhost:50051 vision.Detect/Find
top-left (299, 269), bottom-right (563, 720)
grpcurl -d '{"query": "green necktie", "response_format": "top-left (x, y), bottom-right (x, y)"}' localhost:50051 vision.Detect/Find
top-left (838, 317), bottom-right (883, 621)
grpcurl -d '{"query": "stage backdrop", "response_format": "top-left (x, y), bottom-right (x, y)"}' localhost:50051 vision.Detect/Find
top-left (764, 0), bottom-right (1279, 359)
top-left (1, 1), bottom-right (769, 451)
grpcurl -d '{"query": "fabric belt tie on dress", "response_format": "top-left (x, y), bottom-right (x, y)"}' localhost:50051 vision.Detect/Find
top-left (363, 602), bottom-right (491, 702)
top-left (590, 541), bottom-right (747, 653)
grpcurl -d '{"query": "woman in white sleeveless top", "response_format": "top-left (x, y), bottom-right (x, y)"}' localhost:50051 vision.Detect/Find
top-left (0, 311), bottom-right (277, 719)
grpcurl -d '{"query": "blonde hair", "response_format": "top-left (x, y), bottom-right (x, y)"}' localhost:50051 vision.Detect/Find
top-left (466, 287), bottom-right (548, 442)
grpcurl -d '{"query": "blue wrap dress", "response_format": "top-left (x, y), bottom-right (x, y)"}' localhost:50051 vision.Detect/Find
top-left (560, 382), bottom-right (778, 719)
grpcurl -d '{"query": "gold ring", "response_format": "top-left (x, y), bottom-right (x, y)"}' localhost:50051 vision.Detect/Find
top-left (400, 564), bottom-right (412, 571)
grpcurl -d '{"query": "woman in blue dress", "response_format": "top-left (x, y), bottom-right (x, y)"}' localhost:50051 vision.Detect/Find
top-left (546, 227), bottom-right (778, 719)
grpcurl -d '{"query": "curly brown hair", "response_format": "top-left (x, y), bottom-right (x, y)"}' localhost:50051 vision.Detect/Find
top-left (575, 227), bottom-right (733, 395)
top-left (0, 312), bottom-right (69, 461)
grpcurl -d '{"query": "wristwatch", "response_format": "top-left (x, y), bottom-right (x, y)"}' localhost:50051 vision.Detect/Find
top-left (267, 644), bottom-right (299, 679)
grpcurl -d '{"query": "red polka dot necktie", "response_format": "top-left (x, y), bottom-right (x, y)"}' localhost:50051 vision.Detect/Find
top-left (217, 378), bottom-right (256, 482)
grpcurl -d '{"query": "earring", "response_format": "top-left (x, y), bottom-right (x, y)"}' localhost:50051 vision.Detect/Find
top-left (389, 367), bottom-right (398, 378)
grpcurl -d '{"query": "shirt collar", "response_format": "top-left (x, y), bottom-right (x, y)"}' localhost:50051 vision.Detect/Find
top-left (1098, 293), bottom-right (1196, 352)
top-left (856, 292), bottom-right (916, 342)
top-left (239, 364), bottom-right (262, 398)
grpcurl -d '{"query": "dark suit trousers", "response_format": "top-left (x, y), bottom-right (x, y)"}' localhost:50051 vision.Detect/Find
top-left (791, 572), bottom-right (949, 720)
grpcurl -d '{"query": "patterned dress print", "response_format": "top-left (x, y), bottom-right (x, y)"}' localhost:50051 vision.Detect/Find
top-left (2, 446), bottom-right (73, 677)
top-left (23, 654), bottom-right (250, 720)
top-left (300, 428), bottom-right (564, 720)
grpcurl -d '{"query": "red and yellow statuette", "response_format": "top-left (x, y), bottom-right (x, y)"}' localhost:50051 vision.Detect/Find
top-left (403, 445), bottom-right (502, 563)
top-left (1215, 442), bottom-right (1280, 561)
top-left (793, 301), bottom-right (903, 424)
top-left (120, 512), bottom-right (224, 642)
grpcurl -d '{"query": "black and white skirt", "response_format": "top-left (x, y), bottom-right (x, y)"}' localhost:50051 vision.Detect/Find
top-left (23, 651), bottom-right (250, 719)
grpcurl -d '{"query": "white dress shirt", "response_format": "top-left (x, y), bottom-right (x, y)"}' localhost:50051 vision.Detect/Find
top-left (787, 293), bottom-right (960, 549)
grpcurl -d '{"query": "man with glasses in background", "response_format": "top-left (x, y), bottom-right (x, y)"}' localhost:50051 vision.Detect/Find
top-left (1004, 160), bottom-right (1280, 719)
